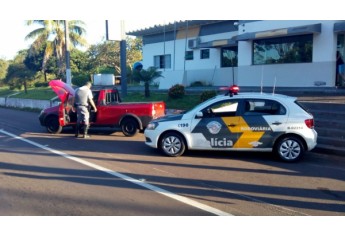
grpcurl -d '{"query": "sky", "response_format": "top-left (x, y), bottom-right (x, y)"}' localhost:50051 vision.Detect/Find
top-left (0, 19), bottom-right (165, 60)
top-left (0, 0), bottom-right (334, 61)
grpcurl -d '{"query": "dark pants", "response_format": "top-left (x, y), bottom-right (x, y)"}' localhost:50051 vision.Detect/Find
top-left (75, 106), bottom-right (90, 137)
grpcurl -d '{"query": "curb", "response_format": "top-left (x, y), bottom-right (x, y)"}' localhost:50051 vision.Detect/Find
top-left (313, 145), bottom-right (345, 157)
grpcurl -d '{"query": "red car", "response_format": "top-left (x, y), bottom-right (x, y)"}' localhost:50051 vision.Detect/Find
top-left (39, 80), bottom-right (166, 137)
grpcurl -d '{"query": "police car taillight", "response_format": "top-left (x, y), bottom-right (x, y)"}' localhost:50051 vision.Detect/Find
top-left (305, 119), bottom-right (314, 129)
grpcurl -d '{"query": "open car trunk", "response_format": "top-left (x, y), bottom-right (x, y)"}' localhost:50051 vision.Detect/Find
top-left (49, 80), bottom-right (77, 126)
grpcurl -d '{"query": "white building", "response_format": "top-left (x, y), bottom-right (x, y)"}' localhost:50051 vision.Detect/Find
top-left (128, 20), bottom-right (345, 90)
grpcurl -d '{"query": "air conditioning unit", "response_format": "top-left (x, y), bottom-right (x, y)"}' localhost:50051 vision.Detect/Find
top-left (188, 37), bottom-right (201, 49)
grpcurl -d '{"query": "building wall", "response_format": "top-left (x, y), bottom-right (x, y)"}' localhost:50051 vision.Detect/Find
top-left (141, 20), bottom-right (340, 89)
top-left (0, 97), bottom-right (59, 109)
top-left (238, 20), bottom-right (338, 87)
top-left (143, 31), bottom-right (235, 71)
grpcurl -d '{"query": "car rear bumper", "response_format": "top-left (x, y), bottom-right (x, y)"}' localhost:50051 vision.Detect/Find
top-left (38, 111), bottom-right (46, 126)
top-left (306, 129), bottom-right (318, 151)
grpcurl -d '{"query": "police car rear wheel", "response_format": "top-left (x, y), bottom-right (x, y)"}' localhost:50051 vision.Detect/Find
top-left (160, 132), bottom-right (186, 157)
top-left (275, 136), bottom-right (304, 162)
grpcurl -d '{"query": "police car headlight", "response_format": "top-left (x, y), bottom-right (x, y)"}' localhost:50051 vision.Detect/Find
top-left (146, 122), bottom-right (159, 130)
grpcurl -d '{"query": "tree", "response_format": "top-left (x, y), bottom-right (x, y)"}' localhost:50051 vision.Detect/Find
top-left (0, 58), bottom-right (9, 83)
top-left (87, 37), bottom-right (143, 79)
top-left (87, 41), bottom-right (120, 75)
top-left (70, 48), bottom-right (92, 74)
top-left (23, 42), bottom-right (57, 81)
top-left (126, 37), bottom-right (143, 84)
top-left (126, 37), bottom-right (143, 68)
top-left (133, 66), bottom-right (162, 97)
top-left (70, 48), bottom-right (93, 86)
top-left (25, 20), bottom-right (88, 80)
top-left (5, 50), bottom-right (36, 93)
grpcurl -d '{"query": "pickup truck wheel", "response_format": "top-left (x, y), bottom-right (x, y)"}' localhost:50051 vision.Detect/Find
top-left (121, 118), bottom-right (139, 137)
top-left (160, 132), bottom-right (186, 157)
top-left (46, 116), bottom-right (62, 134)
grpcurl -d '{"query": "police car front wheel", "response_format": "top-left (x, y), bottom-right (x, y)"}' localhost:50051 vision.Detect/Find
top-left (275, 136), bottom-right (305, 162)
top-left (160, 132), bottom-right (186, 157)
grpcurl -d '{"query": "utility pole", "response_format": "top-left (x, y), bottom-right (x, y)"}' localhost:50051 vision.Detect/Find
top-left (120, 20), bottom-right (127, 97)
top-left (64, 20), bottom-right (72, 85)
top-left (105, 20), bottom-right (127, 97)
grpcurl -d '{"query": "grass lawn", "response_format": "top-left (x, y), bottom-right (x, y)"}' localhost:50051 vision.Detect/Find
top-left (10, 87), bottom-right (56, 99)
top-left (0, 86), bottom-right (17, 97)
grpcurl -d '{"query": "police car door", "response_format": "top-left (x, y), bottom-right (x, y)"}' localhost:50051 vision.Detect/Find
top-left (238, 99), bottom-right (288, 149)
top-left (190, 99), bottom-right (240, 149)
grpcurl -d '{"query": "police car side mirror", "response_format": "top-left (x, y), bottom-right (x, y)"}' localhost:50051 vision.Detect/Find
top-left (195, 111), bottom-right (203, 119)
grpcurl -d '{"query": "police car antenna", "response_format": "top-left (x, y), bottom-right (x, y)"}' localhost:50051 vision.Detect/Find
top-left (272, 76), bottom-right (277, 95)
top-left (260, 66), bottom-right (264, 94)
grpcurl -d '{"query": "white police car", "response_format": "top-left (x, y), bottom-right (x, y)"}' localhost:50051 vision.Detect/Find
top-left (144, 86), bottom-right (317, 162)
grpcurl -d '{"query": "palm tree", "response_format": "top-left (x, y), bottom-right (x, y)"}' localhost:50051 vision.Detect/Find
top-left (25, 20), bottom-right (87, 80)
top-left (133, 66), bottom-right (162, 97)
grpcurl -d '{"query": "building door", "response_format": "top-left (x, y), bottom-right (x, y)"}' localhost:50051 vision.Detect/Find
top-left (336, 34), bottom-right (345, 87)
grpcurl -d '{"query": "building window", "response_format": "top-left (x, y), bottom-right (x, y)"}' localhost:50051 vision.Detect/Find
top-left (154, 54), bottom-right (171, 69)
top-left (200, 49), bottom-right (210, 59)
top-left (185, 51), bottom-right (194, 60)
top-left (253, 34), bottom-right (313, 65)
top-left (221, 47), bottom-right (238, 67)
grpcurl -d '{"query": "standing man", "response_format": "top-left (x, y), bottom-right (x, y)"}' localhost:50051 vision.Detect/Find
top-left (336, 51), bottom-right (344, 87)
top-left (74, 81), bottom-right (97, 138)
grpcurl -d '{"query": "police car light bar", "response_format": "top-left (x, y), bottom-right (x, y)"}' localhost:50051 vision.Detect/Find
top-left (219, 85), bottom-right (240, 96)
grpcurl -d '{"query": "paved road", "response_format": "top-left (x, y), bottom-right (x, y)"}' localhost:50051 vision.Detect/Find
top-left (0, 108), bottom-right (345, 216)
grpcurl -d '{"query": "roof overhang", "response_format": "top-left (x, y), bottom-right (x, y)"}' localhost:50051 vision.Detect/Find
top-left (127, 20), bottom-right (225, 36)
top-left (237, 23), bottom-right (322, 41)
top-left (334, 21), bottom-right (345, 32)
top-left (198, 37), bottom-right (237, 48)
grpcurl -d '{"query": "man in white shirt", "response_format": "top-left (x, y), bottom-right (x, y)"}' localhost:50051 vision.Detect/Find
top-left (74, 81), bottom-right (97, 138)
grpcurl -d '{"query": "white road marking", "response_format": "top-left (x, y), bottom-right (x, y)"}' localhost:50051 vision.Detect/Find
top-left (200, 182), bottom-right (309, 216)
top-left (0, 129), bottom-right (232, 216)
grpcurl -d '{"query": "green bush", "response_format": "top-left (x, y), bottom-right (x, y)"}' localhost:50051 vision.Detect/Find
top-left (168, 84), bottom-right (185, 99)
top-left (190, 81), bottom-right (204, 87)
top-left (72, 75), bottom-right (90, 87)
top-left (34, 81), bottom-right (49, 87)
top-left (200, 90), bottom-right (217, 102)
top-left (96, 66), bottom-right (115, 74)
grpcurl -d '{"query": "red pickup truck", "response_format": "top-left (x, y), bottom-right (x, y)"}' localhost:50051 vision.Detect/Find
top-left (39, 80), bottom-right (166, 136)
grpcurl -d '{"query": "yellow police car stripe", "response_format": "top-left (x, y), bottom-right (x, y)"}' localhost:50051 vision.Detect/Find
top-left (222, 116), bottom-right (265, 148)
